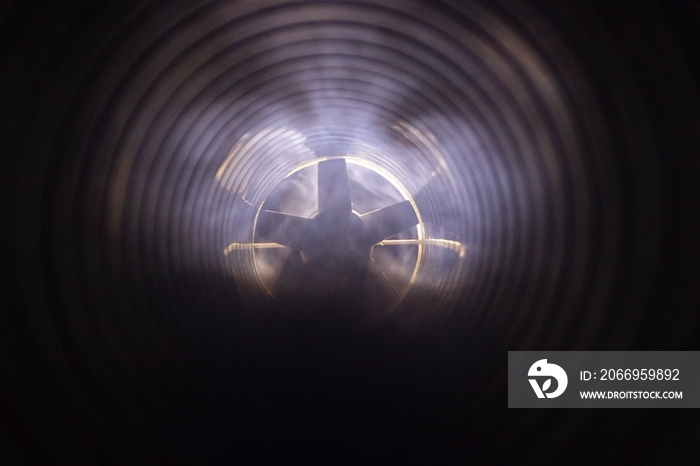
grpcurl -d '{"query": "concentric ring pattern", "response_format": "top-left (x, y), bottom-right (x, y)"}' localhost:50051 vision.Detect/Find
top-left (2, 0), bottom-right (699, 462)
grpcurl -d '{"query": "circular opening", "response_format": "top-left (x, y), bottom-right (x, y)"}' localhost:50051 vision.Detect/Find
top-left (244, 156), bottom-right (425, 313)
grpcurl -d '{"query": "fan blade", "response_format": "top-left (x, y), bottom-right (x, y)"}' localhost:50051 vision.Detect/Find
top-left (274, 249), bottom-right (306, 295)
top-left (360, 257), bottom-right (400, 312)
top-left (361, 200), bottom-right (419, 245)
top-left (368, 258), bottom-right (400, 298)
top-left (317, 158), bottom-right (351, 214)
top-left (256, 210), bottom-right (310, 249)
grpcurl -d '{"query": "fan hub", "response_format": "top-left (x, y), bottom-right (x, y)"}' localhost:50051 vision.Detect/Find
top-left (303, 209), bottom-right (371, 275)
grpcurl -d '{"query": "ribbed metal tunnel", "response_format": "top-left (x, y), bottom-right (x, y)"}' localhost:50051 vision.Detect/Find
top-left (2, 0), bottom-right (699, 463)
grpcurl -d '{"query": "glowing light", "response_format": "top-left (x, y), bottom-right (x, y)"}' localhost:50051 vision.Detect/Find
top-left (376, 239), bottom-right (467, 258)
top-left (224, 242), bottom-right (285, 255)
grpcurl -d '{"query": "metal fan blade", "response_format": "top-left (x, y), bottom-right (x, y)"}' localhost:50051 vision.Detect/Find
top-left (361, 257), bottom-right (400, 312)
top-left (368, 258), bottom-right (400, 297)
top-left (274, 249), bottom-right (306, 295)
top-left (256, 210), bottom-right (310, 249)
top-left (317, 158), bottom-right (351, 214)
top-left (361, 200), bottom-right (419, 245)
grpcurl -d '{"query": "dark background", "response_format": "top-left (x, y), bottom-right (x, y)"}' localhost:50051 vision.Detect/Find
top-left (1, 1), bottom-right (699, 463)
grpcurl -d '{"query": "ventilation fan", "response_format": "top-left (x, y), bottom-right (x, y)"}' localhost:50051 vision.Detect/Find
top-left (220, 127), bottom-right (467, 317)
